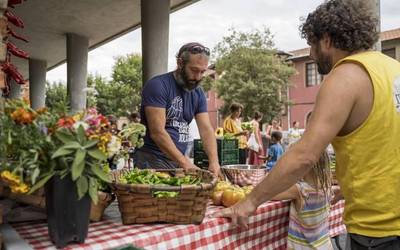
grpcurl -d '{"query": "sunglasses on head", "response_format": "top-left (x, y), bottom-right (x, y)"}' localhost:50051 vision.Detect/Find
top-left (182, 45), bottom-right (210, 56)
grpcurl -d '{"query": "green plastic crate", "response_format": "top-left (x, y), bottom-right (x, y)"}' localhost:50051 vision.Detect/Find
top-left (194, 145), bottom-right (239, 169)
top-left (194, 139), bottom-right (238, 153)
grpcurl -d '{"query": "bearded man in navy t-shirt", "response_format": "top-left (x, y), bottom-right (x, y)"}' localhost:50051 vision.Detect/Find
top-left (134, 42), bottom-right (221, 177)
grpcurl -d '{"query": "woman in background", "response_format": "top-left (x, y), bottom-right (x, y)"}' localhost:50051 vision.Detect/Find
top-left (223, 103), bottom-right (248, 164)
top-left (248, 111), bottom-right (265, 165)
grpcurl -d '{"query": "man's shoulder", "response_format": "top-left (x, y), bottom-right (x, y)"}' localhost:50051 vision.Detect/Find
top-left (142, 72), bottom-right (176, 98)
top-left (147, 72), bottom-right (173, 82)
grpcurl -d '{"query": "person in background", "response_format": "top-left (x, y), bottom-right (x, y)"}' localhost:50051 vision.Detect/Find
top-left (265, 131), bottom-right (283, 171)
top-left (134, 42), bottom-right (221, 177)
top-left (248, 111), bottom-right (265, 165)
top-left (130, 111), bottom-right (141, 123)
top-left (106, 114), bottom-right (119, 135)
top-left (213, 0), bottom-right (400, 248)
top-left (185, 119), bottom-right (200, 158)
top-left (288, 120), bottom-right (302, 145)
top-left (223, 103), bottom-right (248, 164)
top-left (263, 118), bottom-right (283, 154)
top-left (271, 150), bottom-right (332, 249)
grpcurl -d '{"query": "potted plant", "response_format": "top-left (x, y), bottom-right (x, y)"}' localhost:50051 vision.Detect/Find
top-left (39, 108), bottom-right (116, 248)
top-left (0, 102), bottom-right (115, 248)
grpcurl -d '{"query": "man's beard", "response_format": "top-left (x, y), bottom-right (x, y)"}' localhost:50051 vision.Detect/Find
top-left (315, 44), bottom-right (332, 75)
top-left (176, 67), bottom-right (202, 91)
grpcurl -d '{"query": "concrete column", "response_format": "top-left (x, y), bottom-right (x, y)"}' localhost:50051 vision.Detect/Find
top-left (29, 59), bottom-right (47, 109)
top-left (372, 0), bottom-right (381, 51)
top-left (8, 80), bottom-right (21, 99)
top-left (66, 33), bottom-right (88, 113)
top-left (141, 0), bottom-right (170, 84)
top-left (396, 45), bottom-right (400, 61)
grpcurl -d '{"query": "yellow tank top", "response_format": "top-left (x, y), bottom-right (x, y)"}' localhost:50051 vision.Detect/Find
top-left (223, 117), bottom-right (247, 149)
top-left (331, 51), bottom-right (400, 237)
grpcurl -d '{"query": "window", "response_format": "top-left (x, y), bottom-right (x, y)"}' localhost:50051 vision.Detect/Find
top-left (305, 62), bottom-right (323, 87)
top-left (383, 48), bottom-right (396, 59)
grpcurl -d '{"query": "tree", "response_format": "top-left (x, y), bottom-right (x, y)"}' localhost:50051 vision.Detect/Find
top-left (212, 27), bottom-right (295, 122)
top-left (45, 81), bottom-right (68, 114)
top-left (111, 53), bottom-right (142, 110)
top-left (89, 74), bottom-right (136, 117)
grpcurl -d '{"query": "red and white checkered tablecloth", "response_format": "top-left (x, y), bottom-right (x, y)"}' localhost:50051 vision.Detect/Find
top-left (12, 200), bottom-right (346, 250)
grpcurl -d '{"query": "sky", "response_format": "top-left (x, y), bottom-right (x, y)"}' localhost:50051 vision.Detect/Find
top-left (46, 0), bottom-right (400, 83)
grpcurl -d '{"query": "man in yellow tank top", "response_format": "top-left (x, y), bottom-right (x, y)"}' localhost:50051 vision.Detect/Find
top-left (213, 0), bottom-right (400, 248)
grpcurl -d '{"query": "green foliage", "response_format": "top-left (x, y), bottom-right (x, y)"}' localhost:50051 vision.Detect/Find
top-left (94, 76), bottom-right (136, 117)
top-left (212, 27), bottom-right (296, 122)
top-left (45, 53), bottom-right (143, 117)
top-left (118, 123), bottom-right (146, 148)
top-left (45, 81), bottom-right (69, 114)
top-left (111, 53), bottom-right (143, 111)
top-left (45, 126), bottom-right (110, 202)
top-left (0, 99), bottom-right (59, 191)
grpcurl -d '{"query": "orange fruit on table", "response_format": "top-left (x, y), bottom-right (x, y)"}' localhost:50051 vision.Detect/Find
top-left (221, 188), bottom-right (245, 207)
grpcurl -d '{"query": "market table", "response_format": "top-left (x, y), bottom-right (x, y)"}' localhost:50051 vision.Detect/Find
top-left (11, 200), bottom-right (346, 250)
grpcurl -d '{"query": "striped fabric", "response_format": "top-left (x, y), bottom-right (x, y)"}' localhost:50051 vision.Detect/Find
top-left (287, 182), bottom-right (333, 250)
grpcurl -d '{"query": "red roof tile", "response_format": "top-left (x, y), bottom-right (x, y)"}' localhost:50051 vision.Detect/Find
top-left (288, 28), bottom-right (400, 60)
top-left (381, 28), bottom-right (400, 41)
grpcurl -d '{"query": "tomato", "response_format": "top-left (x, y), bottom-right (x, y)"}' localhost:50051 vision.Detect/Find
top-left (212, 191), bottom-right (224, 206)
top-left (222, 188), bottom-right (245, 207)
top-left (214, 181), bottom-right (232, 192)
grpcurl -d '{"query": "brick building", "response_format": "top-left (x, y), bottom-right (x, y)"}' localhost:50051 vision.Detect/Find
top-left (281, 28), bottom-right (400, 130)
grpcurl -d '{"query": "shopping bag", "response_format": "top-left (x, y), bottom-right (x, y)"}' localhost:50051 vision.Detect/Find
top-left (247, 133), bottom-right (259, 152)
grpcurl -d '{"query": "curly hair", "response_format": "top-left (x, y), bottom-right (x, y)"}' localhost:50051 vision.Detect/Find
top-left (300, 0), bottom-right (379, 52)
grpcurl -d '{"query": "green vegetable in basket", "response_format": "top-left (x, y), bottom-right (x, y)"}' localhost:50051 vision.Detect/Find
top-left (154, 191), bottom-right (178, 198)
top-left (119, 168), bottom-right (202, 186)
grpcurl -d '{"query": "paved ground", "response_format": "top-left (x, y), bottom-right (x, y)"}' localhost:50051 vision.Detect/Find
top-left (332, 234), bottom-right (347, 250)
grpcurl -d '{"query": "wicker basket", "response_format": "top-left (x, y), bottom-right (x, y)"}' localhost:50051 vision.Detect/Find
top-left (0, 182), bottom-right (46, 208)
top-left (90, 191), bottom-right (115, 222)
top-left (111, 168), bottom-right (217, 225)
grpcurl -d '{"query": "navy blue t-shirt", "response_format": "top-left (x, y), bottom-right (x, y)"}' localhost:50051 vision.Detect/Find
top-left (139, 72), bottom-right (207, 158)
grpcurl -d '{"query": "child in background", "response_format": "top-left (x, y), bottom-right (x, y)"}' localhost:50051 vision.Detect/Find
top-left (265, 131), bottom-right (284, 170)
top-left (272, 150), bottom-right (332, 250)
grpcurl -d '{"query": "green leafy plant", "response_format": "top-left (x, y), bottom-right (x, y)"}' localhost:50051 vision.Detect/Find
top-left (118, 122), bottom-right (146, 148)
top-left (0, 99), bottom-right (58, 194)
top-left (34, 126), bottom-right (111, 204)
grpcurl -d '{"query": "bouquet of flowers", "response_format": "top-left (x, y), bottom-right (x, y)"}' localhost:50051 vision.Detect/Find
top-left (0, 99), bottom-right (57, 194)
top-left (48, 108), bottom-right (118, 203)
top-left (0, 102), bottom-right (115, 204)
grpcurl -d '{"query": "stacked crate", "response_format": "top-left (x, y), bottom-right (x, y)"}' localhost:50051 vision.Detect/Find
top-left (193, 139), bottom-right (239, 169)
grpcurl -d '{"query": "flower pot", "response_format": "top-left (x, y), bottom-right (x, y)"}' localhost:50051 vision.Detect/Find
top-left (45, 176), bottom-right (90, 248)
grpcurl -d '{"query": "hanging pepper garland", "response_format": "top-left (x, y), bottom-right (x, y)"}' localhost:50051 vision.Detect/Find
top-left (0, 0), bottom-right (29, 97)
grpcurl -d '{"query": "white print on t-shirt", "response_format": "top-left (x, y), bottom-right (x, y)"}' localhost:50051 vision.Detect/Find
top-left (394, 75), bottom-right (400, 113)
top-left (167, 96), bottom-right (183, 120)
top-left (166, 96), bottom-right (189, 142)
